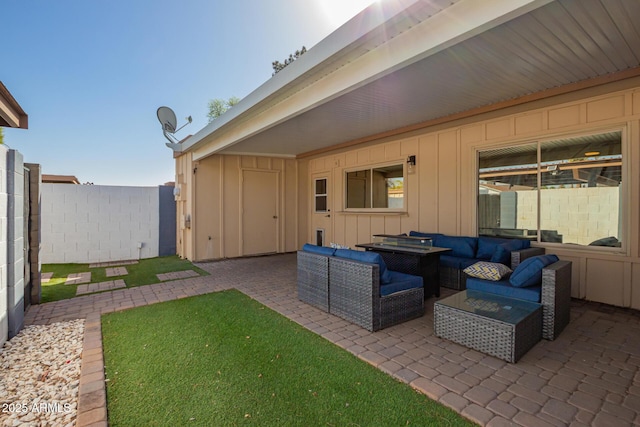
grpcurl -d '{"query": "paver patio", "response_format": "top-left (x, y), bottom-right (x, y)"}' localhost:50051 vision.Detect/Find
top-left (24, 253), bottom-right (640, 427)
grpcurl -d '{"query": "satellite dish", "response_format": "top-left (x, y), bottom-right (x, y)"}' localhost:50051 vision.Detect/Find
top-left (157, 106), bottom-right (192, 150)
top-left (157, 106), bottom-right (177, 134)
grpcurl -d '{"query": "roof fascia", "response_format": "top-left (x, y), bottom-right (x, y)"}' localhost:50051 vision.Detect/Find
top-left (0, 82), bottom-right (28, 129)
top-left (188, 0), bottom-right (552, 162)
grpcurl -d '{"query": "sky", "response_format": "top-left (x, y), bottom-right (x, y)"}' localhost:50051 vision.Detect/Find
top-left (2, 0), bottom-right (376, 186)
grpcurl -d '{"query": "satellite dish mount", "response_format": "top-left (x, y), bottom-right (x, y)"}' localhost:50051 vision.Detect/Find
top-left (157, 106), bottom-right (192, 150)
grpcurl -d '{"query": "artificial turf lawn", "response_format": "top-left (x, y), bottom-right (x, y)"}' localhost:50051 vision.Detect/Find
top-left (102, 290), bottom-right (475, 426)
top-left (41, 255), bottom-right (208, 302)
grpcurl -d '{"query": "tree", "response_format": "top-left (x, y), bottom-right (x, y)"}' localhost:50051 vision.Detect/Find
top-left (272, 46), bottom-right (307, 76)
top-left (0, 127), bottom-right (4, 144)
top-left (207, 97), bottom-right (240, 122)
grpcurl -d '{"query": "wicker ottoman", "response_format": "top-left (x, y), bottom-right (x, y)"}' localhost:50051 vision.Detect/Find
top-left (434, 290), bottom-right (542, 363)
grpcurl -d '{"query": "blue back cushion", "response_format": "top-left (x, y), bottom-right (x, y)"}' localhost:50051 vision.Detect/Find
top-left (476, 237), bottom-right (510, 260)
top-left (490, 239), bottom-right (530, 265)
top-left (477, 237), bottom-right (530, 261)
top-left (436, 235), bottom-right (477, 258)
top-left (335, 249), bottom-right (392, 284)
top-left (466, 277), bottom-right (541, 302)
top-left (509, 254), bottom-right (559, 288)
top-left (302, 243), bottom-right (336, 256)
top-left (440, 255), bottom-right (478, 270)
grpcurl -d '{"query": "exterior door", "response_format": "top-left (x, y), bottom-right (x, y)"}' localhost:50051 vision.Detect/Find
top-left (242, 170), bottom-right (279, 255)
top-left (311, 173), bottom-right (332, 246)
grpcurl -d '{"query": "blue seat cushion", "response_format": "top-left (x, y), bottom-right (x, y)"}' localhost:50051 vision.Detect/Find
top-left (335, 249), bottom-right (393, 284)
top-left (440, 255), bottom-right (477, 270)
top-left (436, 235), bottom-right (478, 258)
top-left (302, 243), bottom-right (336, 256)
top-left (466, 277), bottom-right (541, 303)
top-left (380, 271), bottom-right (423, 296)
top-left (509, 254), bottom-right (559, 288)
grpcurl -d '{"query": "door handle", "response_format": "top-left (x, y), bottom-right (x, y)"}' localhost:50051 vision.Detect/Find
top-left (273, 215), bottom-right (278, 219)
top-left (325, 215), bottom-right (330, 218)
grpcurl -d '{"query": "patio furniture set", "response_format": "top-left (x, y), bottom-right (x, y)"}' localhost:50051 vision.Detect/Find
top-left (297, 232), bottom-right (572, 362)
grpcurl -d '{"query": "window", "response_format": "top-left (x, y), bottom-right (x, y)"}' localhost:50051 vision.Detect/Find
top-left (314, 179), bottom-right (328, 213)
top-left (345, 164), bottom-right (405, 210)
top-left (478, 131), bottom-right (623, 248)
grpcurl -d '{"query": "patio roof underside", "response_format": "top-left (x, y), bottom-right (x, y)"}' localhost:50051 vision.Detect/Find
top-left (196, 0), bottom-right (640, 160)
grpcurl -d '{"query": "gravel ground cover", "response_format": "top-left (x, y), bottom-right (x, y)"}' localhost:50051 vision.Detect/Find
top-left (0, 319), bottom-right (84, 427)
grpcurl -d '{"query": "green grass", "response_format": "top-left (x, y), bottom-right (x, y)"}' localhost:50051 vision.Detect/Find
top-left (102, 290), bottom-right (474, 427)
top-left (41, 255), bottom-right (208, 303)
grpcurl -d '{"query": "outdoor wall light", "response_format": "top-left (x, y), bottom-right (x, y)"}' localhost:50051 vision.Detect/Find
top-left (407, 155), bottom-right (416, 174)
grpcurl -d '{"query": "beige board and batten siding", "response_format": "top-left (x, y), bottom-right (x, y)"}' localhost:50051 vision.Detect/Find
top-left (175, 153), bottom-right (195, 261)
top-left (178, 153), bottom-right (299, 261)
top-left (303, 78), bottom-right (640, 310)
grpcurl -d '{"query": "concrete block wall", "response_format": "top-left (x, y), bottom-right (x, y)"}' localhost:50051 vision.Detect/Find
top-left (6, 150), bottom-right (25, 338)
top-left (0, 145), bottom-right (8, 346)
top-left (41, 184), bottom-right (160, 263)
top-left (517, 187), bottom-right (620, 245)
top-left (25, 163), bottom-right (41, 305)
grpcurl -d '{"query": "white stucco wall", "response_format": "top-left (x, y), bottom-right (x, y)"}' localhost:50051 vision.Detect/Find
top-left (41, 184), bottom-right (160, 264)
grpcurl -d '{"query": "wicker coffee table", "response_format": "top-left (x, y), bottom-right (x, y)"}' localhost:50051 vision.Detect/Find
top-left (434, 290), bottom-right (542, 362)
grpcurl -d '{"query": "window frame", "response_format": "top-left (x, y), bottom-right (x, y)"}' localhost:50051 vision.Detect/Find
top-left (314, 178), bottom-right (328, 213)
top-left (476, 126), bottom-right (627, 253)
top-left (343, 161), bottom-right (407, 213)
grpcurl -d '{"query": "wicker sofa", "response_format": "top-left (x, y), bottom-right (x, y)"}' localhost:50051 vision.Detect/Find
top-left (409, 231), bottom-right (545, 290)
top-left (464, 255), bottom-right (572, 340)
top-left (297, 244), bottom-right (425, 331)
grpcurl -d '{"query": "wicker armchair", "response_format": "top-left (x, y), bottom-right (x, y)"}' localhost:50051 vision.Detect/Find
top-left (328, 256), bottom-right (424, 332)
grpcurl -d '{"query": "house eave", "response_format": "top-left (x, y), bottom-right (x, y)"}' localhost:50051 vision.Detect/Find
top-left (179, 0), bottom-right (640, 162)
top-left (182, 0), bottom-right (551, 161)
top-left (0, 82), bottom-right (28, 129)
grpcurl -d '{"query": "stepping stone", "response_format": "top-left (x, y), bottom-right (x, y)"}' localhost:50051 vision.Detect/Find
top-left (76, 279), bottom-right (126, 296)
top-left (156, 270), bottom-right (199, 281)
top-left (66, 272), bottom-right (91, 285)
top-left (106, 267), bottom-right (128, 277)
top-left (89, 260), bottom-right (139, 268)
top-left (41, 272), bottom-right (53, 283)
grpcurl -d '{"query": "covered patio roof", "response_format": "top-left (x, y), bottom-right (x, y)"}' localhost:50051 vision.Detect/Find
top-left (0, 81), bottom-right (28, 129)
top-left (180, 0), bottom-right (640, 162)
